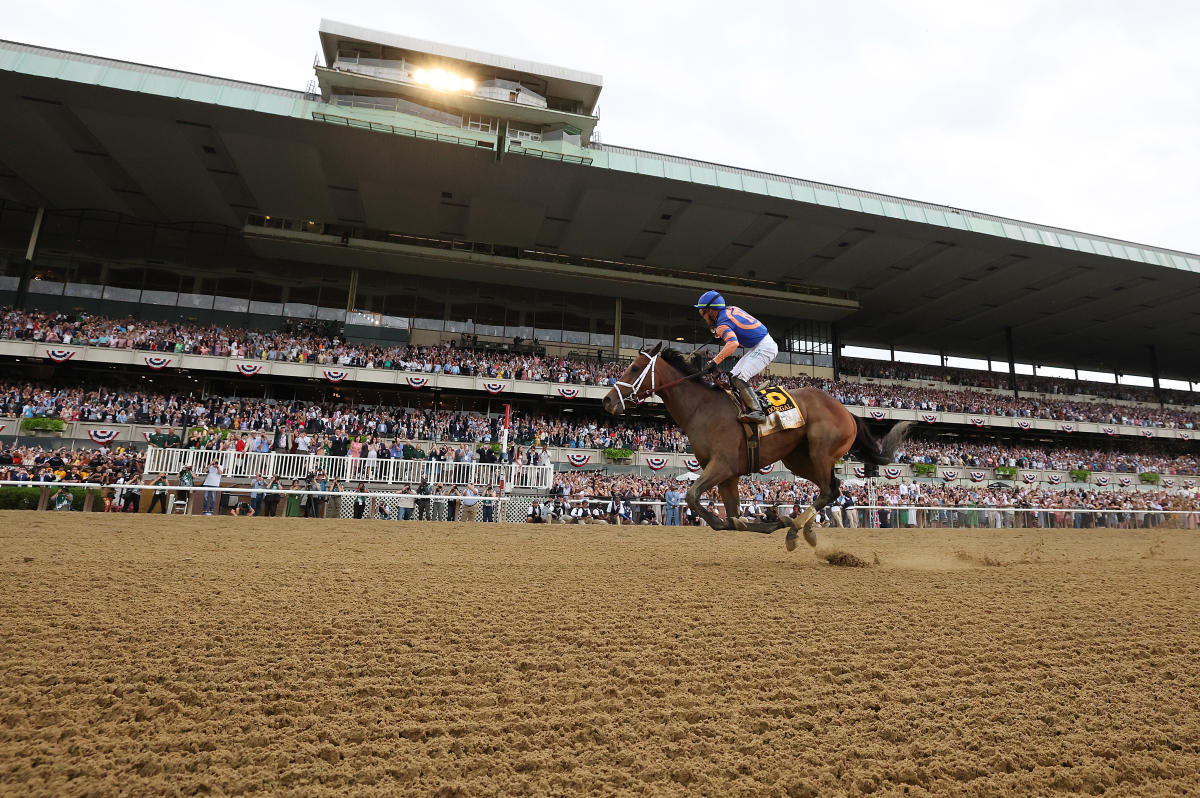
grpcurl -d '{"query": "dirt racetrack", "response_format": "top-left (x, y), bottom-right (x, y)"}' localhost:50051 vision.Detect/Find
top-left (2, 513), bottom-right (1199, 796)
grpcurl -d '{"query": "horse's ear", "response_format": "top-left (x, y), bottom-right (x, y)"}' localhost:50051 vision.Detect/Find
top-left (648, 341), bottom-right (663, 355)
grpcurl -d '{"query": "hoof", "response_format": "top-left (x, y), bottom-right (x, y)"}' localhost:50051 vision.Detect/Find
top-left (803, 526), bottom-right (819, 548)
top-left (732, 516), bottom-right (749, 531)
top-left (785, 529), bottom-right (798, 553)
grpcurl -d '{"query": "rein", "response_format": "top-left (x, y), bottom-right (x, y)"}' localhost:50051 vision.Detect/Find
top-left (612, 353), bottom-right (706, 410)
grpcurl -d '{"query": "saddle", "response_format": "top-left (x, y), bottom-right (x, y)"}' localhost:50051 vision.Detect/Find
top-left (729, 385), bottom-right (805, 472)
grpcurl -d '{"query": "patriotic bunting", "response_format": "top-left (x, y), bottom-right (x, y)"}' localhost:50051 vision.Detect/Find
top-left (1118, 477), bottom-right (1132, 487)
top-left (941, 469), bottom-right (959, 482)
top-left (45, 349), bottom-right (75, 363)
top-left (1060, 424), bottom-right (1074, 433)
top-left (406, 376), bottom-right (429, 388)
top-left (0, 425), bottom-right (6, 434)
top-left (644, 456), bottom-right (669, 471)
top-left (1102, 427), bottom-right (1115, 436)
top-left (235, 363), bottom-right (263, 376)
top-left (87, 429), bottom-right (119, 444)
top-left (1094, 475), bottom-right (1109, 487)
top-left (557, 387), bottom-right (580, 399)
top-left (1184, 479), bottom-right (1195, 489)
top-left (969, 471), bottom-right (986, 483)
top-left (868, 409), bottom-right (887, 420)
top-left (758, 463), bottom-right (775, 475)
top-left (566, 453), bottom-right (591, 468)
top-left (684, 458), bottom-right (701, 472)
top-left (483, 381), bottom-right (506, 395)
top-left (1016, 421), bottom-right (1032, 430)
top-left (970, 417), bottom-right (987, 427)
top-left (883, 467), bottom-right (902, 480)
top-left (853, 466), bottom-right (866, 478)
top-left (1022, 472), bottom-right (1038, 484)
top-left (1047, 474), bottom-right (1063, 485)
top-left (1162, 478), bottom-right (1175, 489)
top-left (921, 414), bottom-right (938, 424)
top-left (1180, 432), bottom-right (1191, 441)
top-left (323, 370), bottom-right (348, 383)
top-left (144, 356), bottom-right (172, 370)
top-left (1141, 430), bottom-right (1154, 438)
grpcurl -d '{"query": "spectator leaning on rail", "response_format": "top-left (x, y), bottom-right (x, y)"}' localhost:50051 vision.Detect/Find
top-left (693, 290), bottom-right (778, 423)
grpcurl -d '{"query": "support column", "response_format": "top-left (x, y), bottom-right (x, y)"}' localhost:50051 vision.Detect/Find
top-left (15, 206), bottom-right (45, 310)
top-left (1005, 326), bottom-right (1018, 398)
top-left (612, 297), bottom-right (622, 359)
top-left (346, 268), bottom-right (359, 313)
top-left (1148, 344), bottom-right (1163, 407)
top-left (830, 323), bottom-right (841, 381)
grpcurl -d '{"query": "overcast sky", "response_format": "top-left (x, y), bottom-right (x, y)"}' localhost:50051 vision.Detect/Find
top-left (10, 0), bottom-right (1200, 253)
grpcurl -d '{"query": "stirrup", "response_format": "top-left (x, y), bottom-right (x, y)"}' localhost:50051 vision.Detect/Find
top-left (738, 409), bottom-right (766, 423)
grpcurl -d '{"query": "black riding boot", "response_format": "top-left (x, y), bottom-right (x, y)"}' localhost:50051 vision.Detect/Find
top-left (731, 376), bottom-right (766, 423)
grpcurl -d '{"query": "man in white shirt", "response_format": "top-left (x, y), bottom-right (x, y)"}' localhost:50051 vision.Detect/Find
top-left (202, 461), bottom-right (223, 515)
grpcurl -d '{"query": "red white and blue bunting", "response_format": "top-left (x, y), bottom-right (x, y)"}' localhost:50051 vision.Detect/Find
top-left (483, 382), bottom-right (506, 395)
top-left (853, 466), bottom-right (866, 478)
top-left (969, 471), bottom-right (986, 483)
top-left (235, 363), bottom-right (264, 377)
top-left (970, 417), bottom-right (987, 427)
top-left (87, 429), bottom-right (119, 444)
top-left (684, 458), bottom-right (701, 472)
top-left (1141, 429), bottom-right (1154, 438)
top-left (1119, 477), bottom-right (1132, 487)
top-left (406, 376), bottom-right (429, 389)
top-left (1184, 479), bottom-right (1196, 489)
top-left (45, 349), bottom-right (75, 363)
top-left (144, 356), bottom-right (172, 370)
top-left (759, 463), bottom-right (775, 475)
top-left (557, 387), bottom-right (580, 399)
top-left (1162, 478), bottom-right (1175, 488)
top-left (644, 456), bottom-right (669, 471)
top-left (0, 424), bottom-right (6, 434)
top-left (884, 467), bottom-right (902, 480)
top-left (1016, 420), bottom-right (1032, 430)
top-left (323, 370), bottom-right (348, 383)
top-left (1102, 427), bottom-right (1116, 436)
top-left (1060, 424), bottom-right (1074, 433)
top-left (1022, 472), bottom-right (1038, 484)
top-left (921, 414), bottom-right (938, 424)
top-left (868, 409), bottom-right (887, 420)
top-left (1180, 432), bottom-right (1191, 441)
top-left (941, 469), bottom-right (959, 482)
top-left (1094, 475), bottom-right (1109, 487)
top-left (1047, 474), bottom-right (1063, 485)
top-left (566, 453), bottom-right (591, 468)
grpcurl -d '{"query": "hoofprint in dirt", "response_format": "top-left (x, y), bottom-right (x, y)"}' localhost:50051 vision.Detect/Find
top-left (2, 514), bottom-right (1198, 796)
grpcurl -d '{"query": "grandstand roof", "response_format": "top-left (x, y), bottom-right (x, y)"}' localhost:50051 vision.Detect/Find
top-left (1, 39), bottom-right (1199, 376)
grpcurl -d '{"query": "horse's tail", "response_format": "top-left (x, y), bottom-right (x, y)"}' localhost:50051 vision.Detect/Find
top-left (850, 417), bottom-right (914, 466)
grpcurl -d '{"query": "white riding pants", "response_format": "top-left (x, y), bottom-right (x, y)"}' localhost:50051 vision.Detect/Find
top-left (730, 334), bottom-right (778, 381)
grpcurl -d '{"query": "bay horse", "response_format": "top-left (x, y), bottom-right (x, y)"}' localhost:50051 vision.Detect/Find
top-left (601, 342), bottom-right (913, 550)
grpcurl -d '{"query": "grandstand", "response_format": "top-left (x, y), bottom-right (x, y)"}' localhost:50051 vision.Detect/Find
top-left (0, 23), bottom-right (1197, 514)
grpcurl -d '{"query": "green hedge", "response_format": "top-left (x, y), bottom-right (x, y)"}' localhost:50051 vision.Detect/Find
top-left (604, 447), bottom-right (634, 461)
top-left (1069, 469), bottom-right (1091, 483)
top-left (1139, 472), bottom-right (1160, 485)
top-left (0, 486), bottom-right (90, 511)
top-left (20, 418), bottom-right (65, 433)
top-left (912, 463), bottom-right (937, 477)
top-left (995, 466), bottom-right (1017, 478)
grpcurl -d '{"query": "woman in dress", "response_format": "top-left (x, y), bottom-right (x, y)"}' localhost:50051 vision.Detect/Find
top-left (285, 478), bottom-right (302, 517)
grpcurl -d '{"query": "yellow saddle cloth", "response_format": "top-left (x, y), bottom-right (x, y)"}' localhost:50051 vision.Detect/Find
top-left (729, 385), bottom-right (806, 436)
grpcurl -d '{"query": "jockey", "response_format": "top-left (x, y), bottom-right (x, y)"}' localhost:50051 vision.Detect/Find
top-left (694, 290), bottom-right (779, 423)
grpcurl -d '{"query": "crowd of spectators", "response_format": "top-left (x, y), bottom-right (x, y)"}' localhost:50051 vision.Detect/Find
top-left (3, 308), bottom-right (1198, 428)
top-left (3, 377), bottom-right (1198, 475)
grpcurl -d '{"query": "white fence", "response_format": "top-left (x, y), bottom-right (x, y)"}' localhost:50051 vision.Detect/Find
top-left (143, 447), bottom-right (553, 490)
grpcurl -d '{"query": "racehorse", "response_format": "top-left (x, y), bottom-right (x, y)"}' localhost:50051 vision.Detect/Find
top-left (602, 342), bottom-right (913, 550)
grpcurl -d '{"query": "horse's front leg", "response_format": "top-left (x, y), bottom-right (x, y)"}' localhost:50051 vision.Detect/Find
top-left (685, 465), bottom-right (733, 530)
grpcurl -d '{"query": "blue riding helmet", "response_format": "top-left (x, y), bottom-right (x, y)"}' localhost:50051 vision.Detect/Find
top-left (694, 290), bottom-right (726, 309)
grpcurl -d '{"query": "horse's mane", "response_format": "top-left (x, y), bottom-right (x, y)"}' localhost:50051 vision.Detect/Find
top-left (658, 347), bottom-right (721, 391)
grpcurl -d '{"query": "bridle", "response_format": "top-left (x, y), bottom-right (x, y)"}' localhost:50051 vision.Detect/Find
top-left (610, 351), bottom-right (704, 411)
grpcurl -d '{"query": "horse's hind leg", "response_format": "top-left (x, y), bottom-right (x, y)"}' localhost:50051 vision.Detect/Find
top-left (777, 452), bottom-right (839, 552)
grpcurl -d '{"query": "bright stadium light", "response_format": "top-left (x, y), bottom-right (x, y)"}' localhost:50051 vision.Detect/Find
top-left (411, 67), bottom-right (474, 92)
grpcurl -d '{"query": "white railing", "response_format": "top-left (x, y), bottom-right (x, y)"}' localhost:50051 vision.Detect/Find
top-left (143, 448), bottom-right (553, 490)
